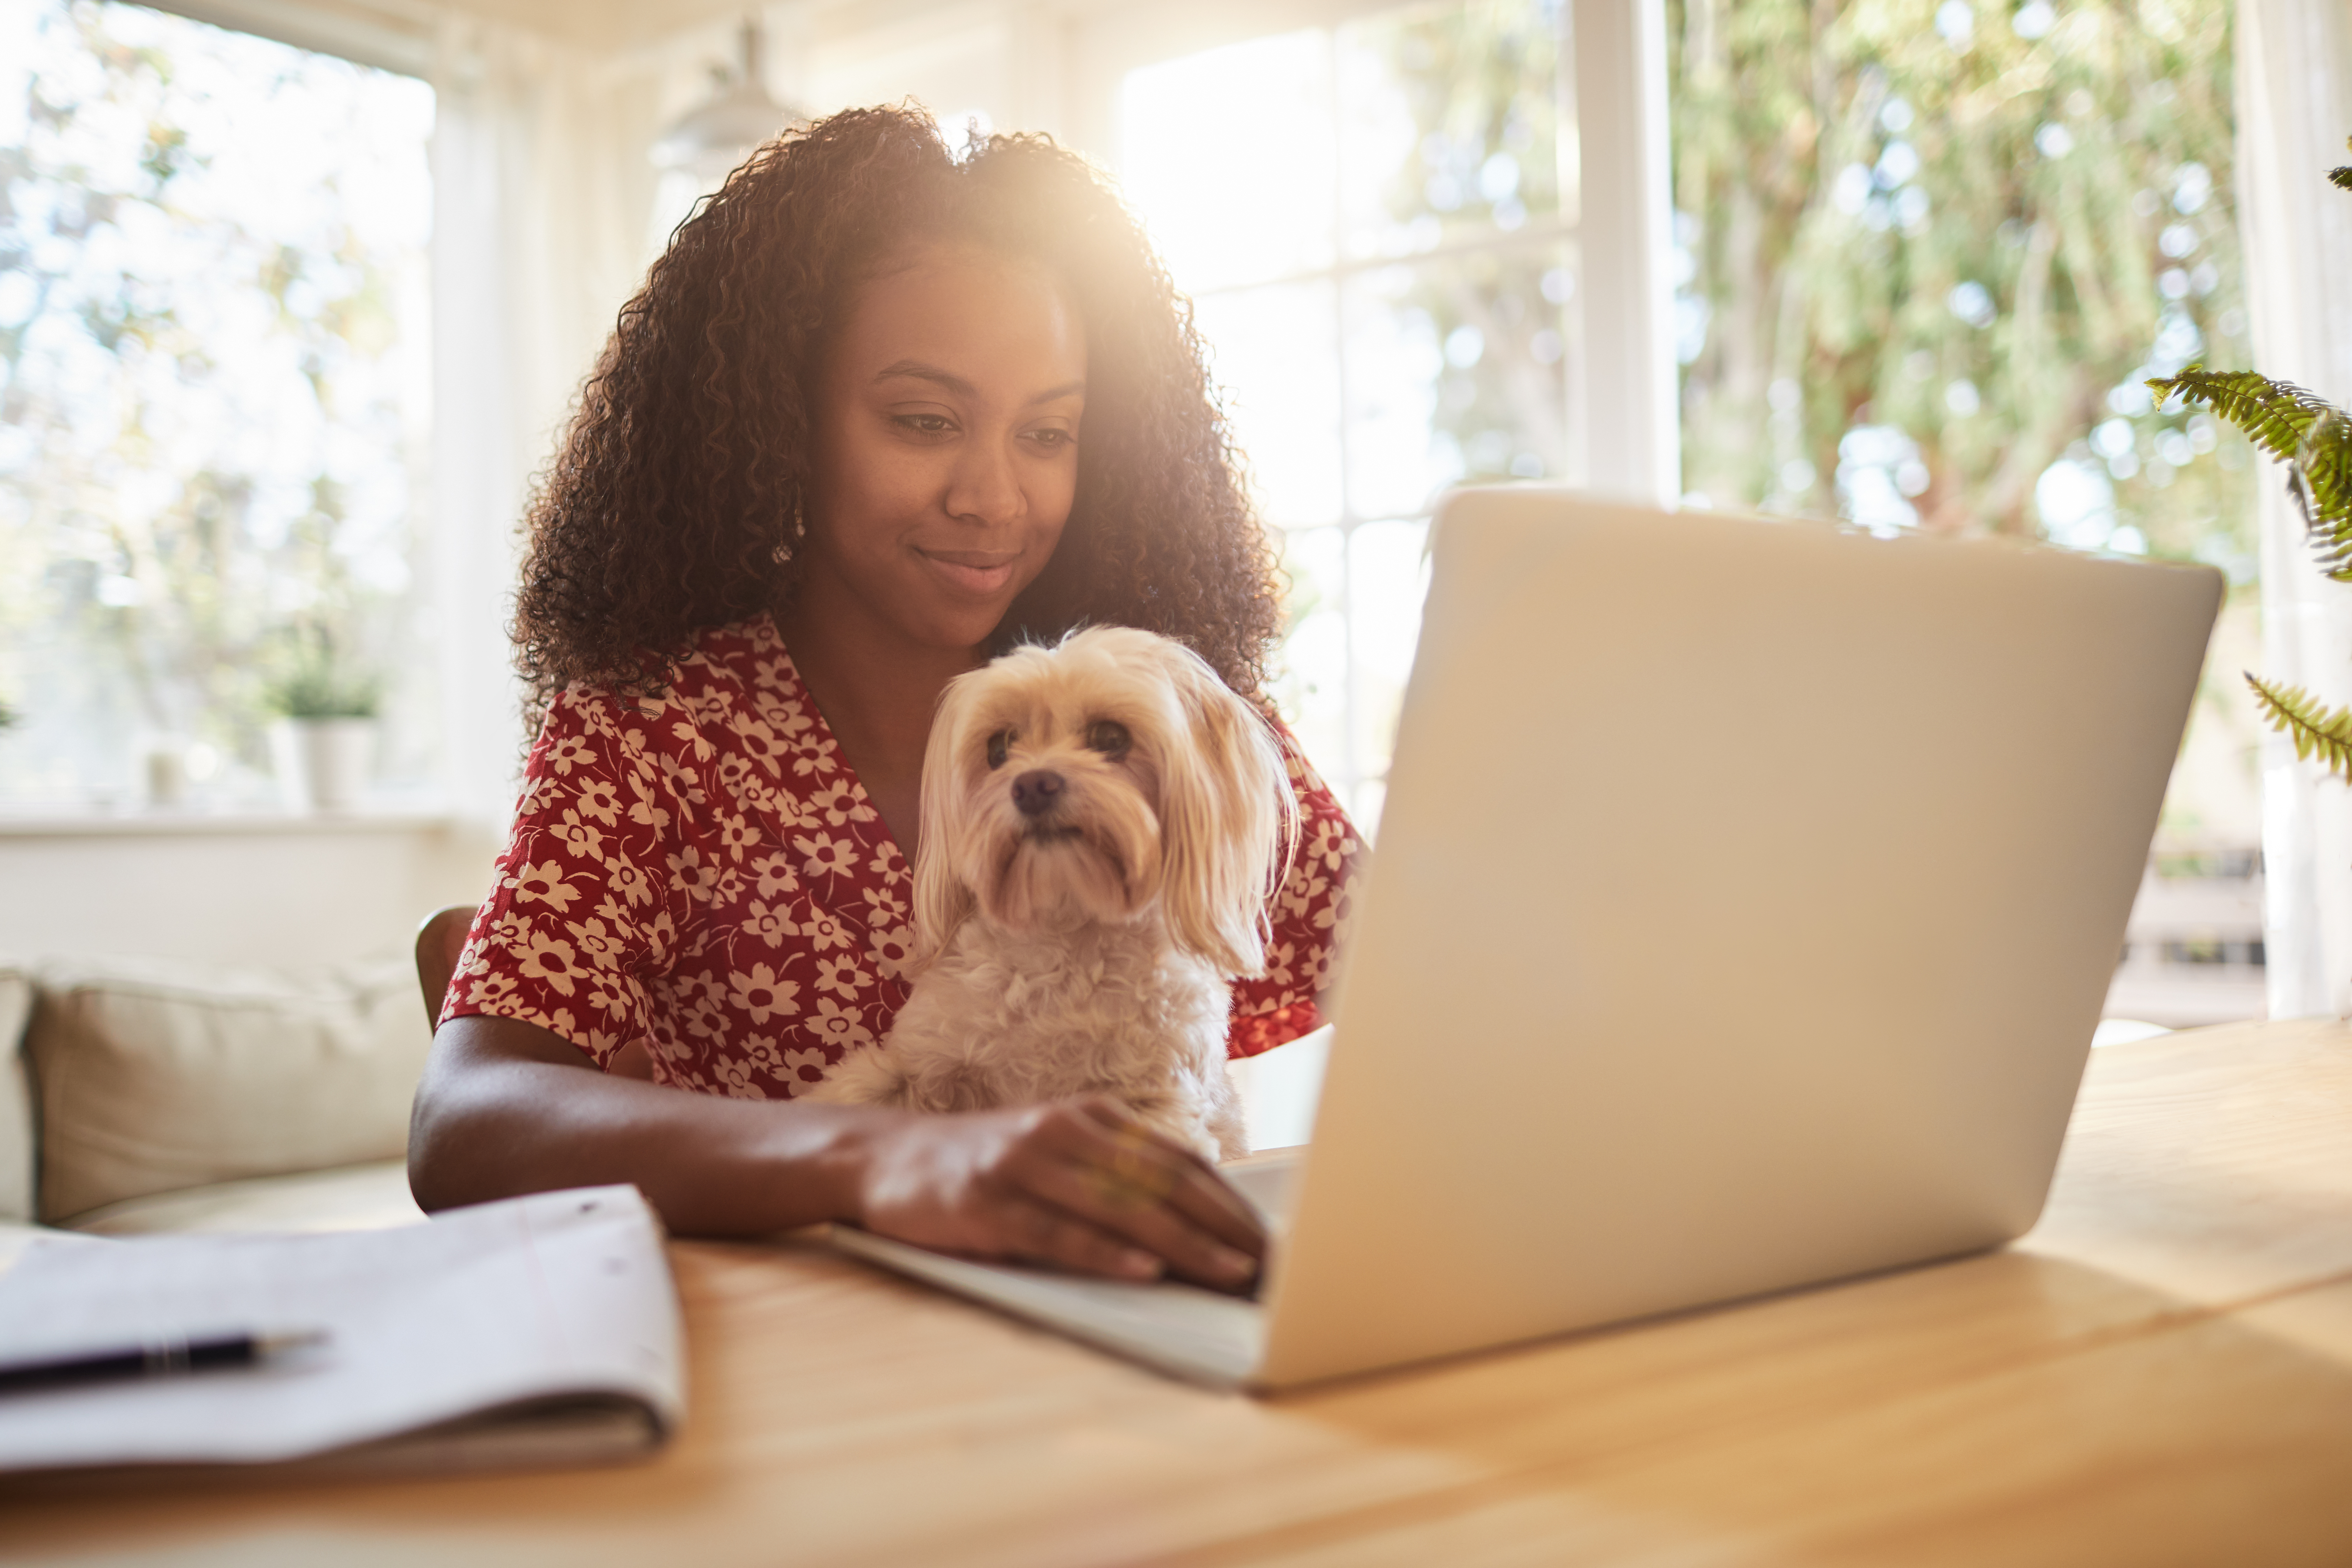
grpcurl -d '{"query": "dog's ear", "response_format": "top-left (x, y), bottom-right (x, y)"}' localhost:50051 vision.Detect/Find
top-left (1154, 643), bottom-right (1297, 977)
top-left (910, 671), bottom-right (980, 964)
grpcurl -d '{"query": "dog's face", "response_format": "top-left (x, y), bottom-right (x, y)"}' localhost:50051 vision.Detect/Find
top-left (914, 626), bottom-right (1294, 976)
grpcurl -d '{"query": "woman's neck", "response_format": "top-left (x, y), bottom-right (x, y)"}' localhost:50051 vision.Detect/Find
top-left (773, 588), bottom-right (983, 858)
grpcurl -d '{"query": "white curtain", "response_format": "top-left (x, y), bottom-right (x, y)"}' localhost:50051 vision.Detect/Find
top-left (2238, 0), bottom-right (2352, 1019)
top-left (425, 17), bottom-right (664, 834)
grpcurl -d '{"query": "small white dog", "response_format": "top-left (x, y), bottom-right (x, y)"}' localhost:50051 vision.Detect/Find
top-left (805, 626), bottom-right (1294, 1160)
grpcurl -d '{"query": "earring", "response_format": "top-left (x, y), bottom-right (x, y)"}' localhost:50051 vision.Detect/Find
top-left (771, 503), bottom-right (805, 566)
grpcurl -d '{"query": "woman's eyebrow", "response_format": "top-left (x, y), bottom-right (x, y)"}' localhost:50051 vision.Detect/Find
top-left (875, 359), bottom-right (974, 394)
top-left (873, 360), bottom-right (1084, 405)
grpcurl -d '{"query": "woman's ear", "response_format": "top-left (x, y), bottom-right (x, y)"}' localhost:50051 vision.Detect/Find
top-left (910, 673), bottom-right (980, 964)
top-left (1154, 646), bottom-right (1296, 977)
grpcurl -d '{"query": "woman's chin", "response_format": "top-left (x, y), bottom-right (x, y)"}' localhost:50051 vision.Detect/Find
top-left (890, 581), bottom-right (1028, 651)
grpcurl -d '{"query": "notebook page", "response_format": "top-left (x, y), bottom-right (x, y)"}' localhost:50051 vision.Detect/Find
top-left (0, 1185), bottom-right (681, 1471)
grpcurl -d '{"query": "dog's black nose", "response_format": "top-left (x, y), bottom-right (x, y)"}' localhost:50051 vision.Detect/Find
top-left (1011, 769), bottom-right (1065, 817)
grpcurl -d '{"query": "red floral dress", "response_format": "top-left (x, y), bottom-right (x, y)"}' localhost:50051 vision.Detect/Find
top-left (442, 615), bottom-right (1363, 1099)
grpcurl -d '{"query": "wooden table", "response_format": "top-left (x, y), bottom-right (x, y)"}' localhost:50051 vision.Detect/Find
top-left (7, 1018), bottom-right (2352, 1567)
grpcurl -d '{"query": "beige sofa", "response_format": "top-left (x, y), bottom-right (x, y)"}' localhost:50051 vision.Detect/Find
top-left (0, 954), bottom-right (432, 1268)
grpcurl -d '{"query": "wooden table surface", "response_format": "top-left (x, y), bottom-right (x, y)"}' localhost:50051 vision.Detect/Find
top-left (7, 1017), bottom-right (2352, 1567)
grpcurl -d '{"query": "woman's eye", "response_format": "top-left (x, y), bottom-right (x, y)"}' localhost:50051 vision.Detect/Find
top-left (986, 730), bottom-right (1010, 769)
top-left (1028, 428), bottom-right (1072, 449)
top-left (894, 413), bottom-right (954, 436)
top-left (1084, 720), bottom-right (1131, 757)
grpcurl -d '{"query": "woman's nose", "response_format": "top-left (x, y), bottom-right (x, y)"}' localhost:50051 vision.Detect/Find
top-left (945, 435), bottom-right (1022, 525)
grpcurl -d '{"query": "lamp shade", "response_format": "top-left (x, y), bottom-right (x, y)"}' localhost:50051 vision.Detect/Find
top-left (652, 17), bottom-right (797, 177)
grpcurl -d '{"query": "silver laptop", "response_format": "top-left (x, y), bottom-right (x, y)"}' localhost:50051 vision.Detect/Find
top-left (826, 489), bottom-right (2223, 1391)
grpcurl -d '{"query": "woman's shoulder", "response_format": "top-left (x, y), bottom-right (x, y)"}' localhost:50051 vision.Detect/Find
top-left (552, 615), bottom-right (804, 723)
top-left (678, 612), bottom-right (790, 671)
top-left (526, 616), bottom-right (824, 807)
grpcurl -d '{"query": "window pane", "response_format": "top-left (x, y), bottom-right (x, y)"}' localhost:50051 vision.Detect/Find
top-left (1194, 283), bottom-right (1343, 527)
top-left (0, 1), bottom-right (433, 807)
top-left (1120, 30), bottom-right (1335, 292)
top-left (1337, 0), bottom-right (1567, 261)
top-left (1345, 245), bottom-right (1573, 516)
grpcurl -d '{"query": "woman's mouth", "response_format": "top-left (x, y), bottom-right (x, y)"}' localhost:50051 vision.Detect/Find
top-left (916, 547), bottom-right (1021, 596)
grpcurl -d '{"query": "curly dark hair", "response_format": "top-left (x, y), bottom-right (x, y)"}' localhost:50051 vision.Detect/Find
top-left (512, 104), bottom-right (1284, 729)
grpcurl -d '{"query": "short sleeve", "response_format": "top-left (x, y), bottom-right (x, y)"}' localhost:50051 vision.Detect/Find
top-left (440, 684), bottom-right (691, 1069)
top-left (1227, 719), bottom-right (1363, 1058)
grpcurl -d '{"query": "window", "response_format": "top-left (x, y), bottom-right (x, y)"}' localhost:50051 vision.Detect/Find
top-left (0, 0), bottom-right (433, 809)
top-left (1118, 0), bottom-right (1573, 831)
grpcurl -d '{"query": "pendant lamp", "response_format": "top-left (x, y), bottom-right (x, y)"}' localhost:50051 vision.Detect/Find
top-left (651, 15), bottom-right (799, 179)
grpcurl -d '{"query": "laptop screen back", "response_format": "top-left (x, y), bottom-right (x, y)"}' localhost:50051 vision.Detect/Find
top-left (1257, 491), bottom-right (2221, 1387)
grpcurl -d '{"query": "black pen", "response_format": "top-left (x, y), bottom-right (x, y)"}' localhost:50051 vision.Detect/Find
top-left (0, 1330), bottom-right (328, 1395)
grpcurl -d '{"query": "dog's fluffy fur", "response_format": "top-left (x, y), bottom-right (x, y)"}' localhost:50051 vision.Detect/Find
top-left (803, 626), bottom-right (1294, 1159)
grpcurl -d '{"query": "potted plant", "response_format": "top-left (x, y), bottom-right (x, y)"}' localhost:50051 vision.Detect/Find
top-left (263, 626), bottom-right (381, 812)
top-left (2148, 147), bottom-right (2352, 783)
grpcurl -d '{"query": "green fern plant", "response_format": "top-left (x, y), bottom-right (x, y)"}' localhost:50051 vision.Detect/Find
top-left (2146, 140), bottom-right (2352, 783)
top-left (2244, 675), bottom-right (2352, 777)
top-left (2148, 368), bottom-right (2352, 580)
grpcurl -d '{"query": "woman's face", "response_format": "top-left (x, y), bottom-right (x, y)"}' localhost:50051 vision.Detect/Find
top-left (804, 243), bottom-right (1087, 654)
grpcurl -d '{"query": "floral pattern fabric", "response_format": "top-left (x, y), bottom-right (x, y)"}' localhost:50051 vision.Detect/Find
top-left (442, 615), bottom-right (1363, 1101)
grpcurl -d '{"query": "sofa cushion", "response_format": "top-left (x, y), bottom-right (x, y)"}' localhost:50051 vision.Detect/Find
top-left (27, 955), bottom-right (430, 1225)
top-left (0, 968), bottom-right (33, 1224)
top-left (63, 1158), bottom-right (424, 1237)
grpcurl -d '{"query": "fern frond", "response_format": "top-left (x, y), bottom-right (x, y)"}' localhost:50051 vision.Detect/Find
top-left (2332, 165), bottom-right (2352, 192)
top-left (2148, 366), bottom-right (2331, 462)
top-left (2247, 672), bottom-right (2352, 783)
top-left (2151, 366), bottom-right (2352, 582)
top-left (2296, 408), bottom-right (2352, 580)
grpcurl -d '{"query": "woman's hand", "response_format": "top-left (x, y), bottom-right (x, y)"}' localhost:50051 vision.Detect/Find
top-left (851, 1098), bottom-right (1266, 1292)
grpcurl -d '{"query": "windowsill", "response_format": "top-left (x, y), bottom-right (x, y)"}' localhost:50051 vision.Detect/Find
top-left (0, 806), bottom-right (457, 839)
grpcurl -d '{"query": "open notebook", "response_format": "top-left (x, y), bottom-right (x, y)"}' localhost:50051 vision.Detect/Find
top-left (0, 1184), bottom-right (681, 1480)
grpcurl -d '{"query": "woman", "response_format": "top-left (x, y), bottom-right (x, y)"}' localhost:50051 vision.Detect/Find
top-left (408, 107), bottom-right (1362, 1291)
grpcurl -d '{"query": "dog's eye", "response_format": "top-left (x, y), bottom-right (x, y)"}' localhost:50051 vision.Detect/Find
top-left (986, 730), bottom-right (1011, 770)
top-left (1084, 720), bottom-right (1132, 758)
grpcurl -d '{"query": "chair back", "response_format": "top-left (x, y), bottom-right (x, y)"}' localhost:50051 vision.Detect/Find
top-left (414, 906), bottom-right (474, 1031)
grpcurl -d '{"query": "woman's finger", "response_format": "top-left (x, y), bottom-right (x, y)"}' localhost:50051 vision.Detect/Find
top-left (1013, 1105), bottom-right (1265, 1286)
top-left (1050, 1100), bottom-right (1268, 1253)
top-left (994, 1192), bottom-right (1164, 1281)
top-left (1007, 1148), bottom-right (1258, 1289)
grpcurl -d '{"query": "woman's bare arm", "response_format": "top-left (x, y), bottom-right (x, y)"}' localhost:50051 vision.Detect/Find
top-left (408, 1015), bottom-right (1264, 1290)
